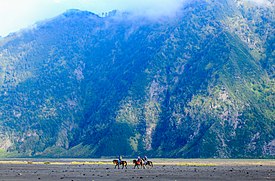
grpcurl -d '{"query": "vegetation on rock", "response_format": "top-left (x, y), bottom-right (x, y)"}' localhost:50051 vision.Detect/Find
top-left (0, 0), bottom-right (274, 158)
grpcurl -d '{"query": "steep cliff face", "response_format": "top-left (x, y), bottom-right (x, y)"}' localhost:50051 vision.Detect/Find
top-left (0, 0), bottom-right (274, 158)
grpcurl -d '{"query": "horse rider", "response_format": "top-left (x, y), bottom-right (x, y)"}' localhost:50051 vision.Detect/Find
top-left (118, 155), bottom-right (122, 164)
top-left (144, 156), bottom-right (148, 165)
top-left (137, 156), bottom-right (142, 163)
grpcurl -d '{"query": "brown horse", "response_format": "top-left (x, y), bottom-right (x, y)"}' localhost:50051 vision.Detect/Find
top-left (143, 160), bottom-right (153, 168)
top-left (133, 160), bottom-right (145, 169)
top-left (113, 160), bottom-right (127, 169)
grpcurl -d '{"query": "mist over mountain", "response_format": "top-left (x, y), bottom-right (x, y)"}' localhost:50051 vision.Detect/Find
top-left (0, 0), bottom-right (274, 158)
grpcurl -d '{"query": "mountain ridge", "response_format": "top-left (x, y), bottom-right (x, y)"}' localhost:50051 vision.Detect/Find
top-left (0, 0), bottom-right (274, 158)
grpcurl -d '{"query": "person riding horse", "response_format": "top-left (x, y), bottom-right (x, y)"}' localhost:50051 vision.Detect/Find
top-left (133, 156), bottom-right (145, 169)
top-left (142, 156), bottom-right (153, 168)
top-left (113, 155), bottom-right (127, 169)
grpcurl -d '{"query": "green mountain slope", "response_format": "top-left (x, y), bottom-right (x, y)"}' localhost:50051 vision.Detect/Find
top-left (0, 0), bottom-right (274, 158)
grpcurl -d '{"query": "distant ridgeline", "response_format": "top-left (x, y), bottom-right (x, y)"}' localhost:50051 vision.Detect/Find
top-left (0, 0), bottom-right (274, 158)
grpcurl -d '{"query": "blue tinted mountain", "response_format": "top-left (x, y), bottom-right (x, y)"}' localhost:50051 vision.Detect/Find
top-left (0, 0), bottom-right (274, 158)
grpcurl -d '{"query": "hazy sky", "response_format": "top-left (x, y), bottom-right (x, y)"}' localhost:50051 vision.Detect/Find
top-left (0, 0), bottom-right (271, 37)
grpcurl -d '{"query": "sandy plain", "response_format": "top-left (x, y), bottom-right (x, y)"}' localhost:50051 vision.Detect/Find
top-left (0, 159), bottom-right (274, 181)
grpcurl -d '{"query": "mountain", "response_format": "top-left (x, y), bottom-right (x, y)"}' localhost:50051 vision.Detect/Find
top-left (0, 0), bottom-right (274, 158)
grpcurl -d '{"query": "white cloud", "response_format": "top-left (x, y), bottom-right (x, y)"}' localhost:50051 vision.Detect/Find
top-left (92, 0), bottom-right (186, 17)
top-left (246, 0), bottom-right (272, 5)
top-left (2, 0), bottom-right (271, 37)
top-left (0, 0), bottom-right (186, 37)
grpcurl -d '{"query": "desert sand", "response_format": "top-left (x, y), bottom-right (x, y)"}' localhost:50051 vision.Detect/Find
top-left (0, 159), bottom-right (274, 181)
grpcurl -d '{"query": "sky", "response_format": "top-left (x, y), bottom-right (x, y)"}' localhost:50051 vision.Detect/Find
top-left (0, 0), bottom-right (271, 37)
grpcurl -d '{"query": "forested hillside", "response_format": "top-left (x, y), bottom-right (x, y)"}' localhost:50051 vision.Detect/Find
top-left (0, 0), bottom-right (274, 158)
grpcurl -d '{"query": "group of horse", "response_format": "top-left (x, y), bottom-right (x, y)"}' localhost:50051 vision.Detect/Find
top-left (113, 158), bottom-right (153, 169)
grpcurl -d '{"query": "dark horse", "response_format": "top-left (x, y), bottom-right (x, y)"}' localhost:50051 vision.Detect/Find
top-left (133, 160), bottom-right (145, 169)
top-left (113, 160), bottom-right (127, 169)
top-left (143, 159), bottom-right (153, 168)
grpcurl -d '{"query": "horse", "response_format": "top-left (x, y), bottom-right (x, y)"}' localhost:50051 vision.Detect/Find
top-left (113, 160), bottom-right (127, 169)
top-left (133, 159), bottom-right (145, 169)
top-left (143, 159), bottom-right (153, 168)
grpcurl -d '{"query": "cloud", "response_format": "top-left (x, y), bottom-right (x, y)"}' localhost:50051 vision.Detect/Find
top-left (0, 0), bottom-right (186, 36)
top-left (91, 0), bottom-right (186, 17)
top-left (246, 0), bottom-right (272, 5)
top-left (2, 0), bottom-right (272, 37)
